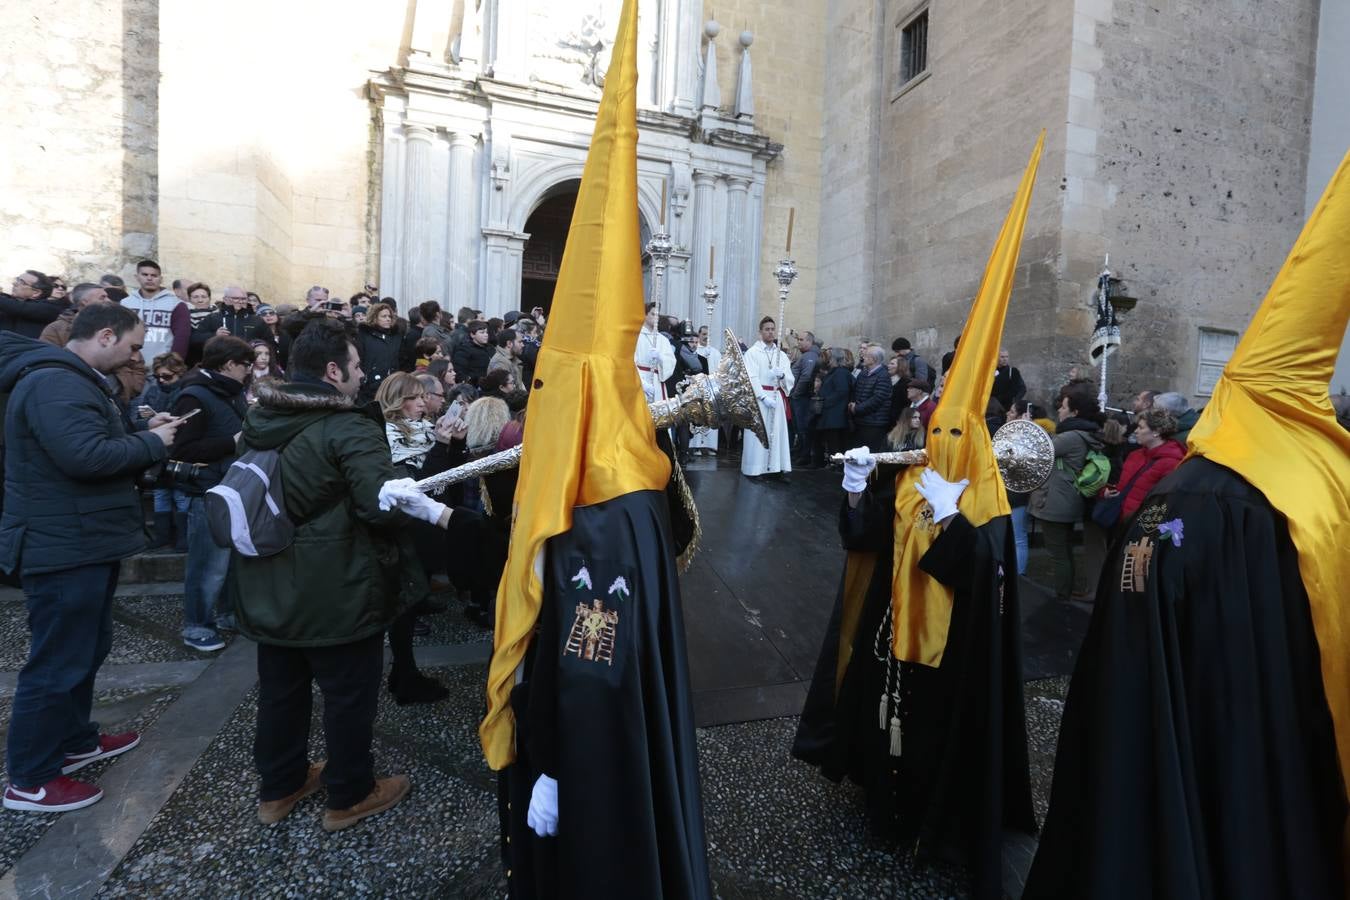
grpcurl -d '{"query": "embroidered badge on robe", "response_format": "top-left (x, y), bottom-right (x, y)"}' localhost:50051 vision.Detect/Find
top-left (560, 558), bottom-right (635, 675)
top-left (1120, 535), bottom-right (1155, 594)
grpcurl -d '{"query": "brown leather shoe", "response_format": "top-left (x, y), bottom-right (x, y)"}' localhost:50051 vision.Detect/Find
top-left (258, 761), bottom-right (325, 825)
top-left (320, 775), bottom-right (411, 833)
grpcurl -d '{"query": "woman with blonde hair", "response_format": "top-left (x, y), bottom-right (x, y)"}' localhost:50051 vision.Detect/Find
top-left (376, 372), bottom-right (438, 472)
top-left (464, 395), bottom-right (511, 458)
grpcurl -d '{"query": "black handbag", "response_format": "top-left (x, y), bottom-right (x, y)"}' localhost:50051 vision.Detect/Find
top-left (1091, 458), bottom-right (1156, 529)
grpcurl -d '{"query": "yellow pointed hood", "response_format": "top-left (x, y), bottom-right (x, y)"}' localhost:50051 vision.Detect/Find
top-left (479, 0), bottom-right (670, 770)
top-left (1186, 148), bottom-right (1350, 790)
top-left (890, 132), bottom-right (1044, 665)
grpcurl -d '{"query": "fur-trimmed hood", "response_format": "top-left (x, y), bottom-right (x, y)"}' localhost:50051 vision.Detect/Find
top-left (244, 379), bottom-right (378, 451)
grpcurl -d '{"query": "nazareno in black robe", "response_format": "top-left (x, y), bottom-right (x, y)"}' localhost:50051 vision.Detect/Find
top-left (792, 469), bottom-right (1035, 899)
top-left (498, 489), bottom-right (713, 900)
top-left (1024, 458), bottom-right (1346, 900)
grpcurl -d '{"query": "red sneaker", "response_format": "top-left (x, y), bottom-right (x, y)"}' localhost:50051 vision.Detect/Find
top-left (3, 776), bottom-right (103, 812)
top-left (61, 732), bottom-right (141, 775)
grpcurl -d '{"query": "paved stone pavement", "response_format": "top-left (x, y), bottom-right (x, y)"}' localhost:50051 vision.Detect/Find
top-left (0, 465), bottom-right (1085, 898)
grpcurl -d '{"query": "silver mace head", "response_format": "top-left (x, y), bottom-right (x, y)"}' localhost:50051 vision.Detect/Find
top-left (774, 257), bottom-right (798, 288)
top-left (646, 231), bottom-right (673, 264)
top-left (702, 279), bottom-right (720, 323)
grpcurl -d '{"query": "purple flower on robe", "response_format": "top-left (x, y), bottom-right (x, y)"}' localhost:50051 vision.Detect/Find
top-left (1157, 518), bottom-right (1184, 548)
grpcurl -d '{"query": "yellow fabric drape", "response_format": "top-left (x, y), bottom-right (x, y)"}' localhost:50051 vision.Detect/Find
top-left (479, 0), bottom-right (671, 770)
top-left (890, 133), bottom-right (1044, 665)
top-left (1186, 148), bottom-right (1350, 803)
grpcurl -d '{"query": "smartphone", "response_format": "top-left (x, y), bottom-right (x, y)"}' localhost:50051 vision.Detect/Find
top-left (324, 301), bottom-right (345, 311)
top-left (137, 405), bottom-right (154, 419)
top-left (175, 408), bottom-right (202, 422)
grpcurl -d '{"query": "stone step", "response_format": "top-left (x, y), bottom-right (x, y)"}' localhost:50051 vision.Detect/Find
top-left (120, 551), bottom-right (186, 583)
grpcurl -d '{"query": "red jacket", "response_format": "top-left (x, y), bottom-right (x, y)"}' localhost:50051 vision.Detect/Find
top-left (1116, 439), bottom-right (1186, 518)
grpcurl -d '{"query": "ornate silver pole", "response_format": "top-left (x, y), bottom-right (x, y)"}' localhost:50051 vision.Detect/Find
top-left (773, 256), bottom-right (798, 373)
top-left (702, 277), bottom-right (719, 326)
top-left (1097, 254), bottom-right (1111, 410)
top-left (646, 228), bottom-right (673, 311)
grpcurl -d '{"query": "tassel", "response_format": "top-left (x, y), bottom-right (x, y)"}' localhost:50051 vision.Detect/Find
top-left (878, 692), bottom-right (890, 731)
top-left (889, 714), bottom-right (903, 757)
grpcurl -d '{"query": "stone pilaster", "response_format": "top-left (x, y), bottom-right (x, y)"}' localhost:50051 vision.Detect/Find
top-left (687, 171), bottom-right (719, 324)
top-left (400, 124), bottom-right (436, 305)
top-left (721, 176), bottom-right (751, 337)
top-left (446, 131), bottom-right (479, 313)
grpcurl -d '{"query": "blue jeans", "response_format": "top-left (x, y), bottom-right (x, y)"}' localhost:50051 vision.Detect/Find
top-left (6, 563), bottom-right (119, 788)
top-left (152, 487), bottom-right (190, 514)
top-left (183, 496), bottom-right (229, 639)
top-left (1010, 505), bottom-right (1029, 576)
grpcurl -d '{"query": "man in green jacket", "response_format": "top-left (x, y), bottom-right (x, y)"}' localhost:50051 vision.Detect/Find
top-left (228, 318), bottom-right (454, 832)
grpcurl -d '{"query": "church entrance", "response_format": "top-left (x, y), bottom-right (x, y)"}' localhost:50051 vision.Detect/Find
top-left (520, 184), bottom-right (579, 317)
top-left (519, 180), bottom-right (653, 317)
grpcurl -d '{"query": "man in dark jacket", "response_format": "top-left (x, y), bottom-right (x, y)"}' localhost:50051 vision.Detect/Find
top-left (516, 316), bottom-right (542, 389)
top-left (452, 319), bottom-right (494, 384)
top-left (0, 304), bottom-right (181, 813)
top-left (227, 318), bottom-right (453, 832)
top-left (991, 347), bottom-right (1027, 410)
top-left (1, 270), bottom-right (70, 338)
top-left (849, 346), bottom-right (893, 452)
top-left (790, 331), bottom-right (820, 463)
top-left (169, 335), bottom-right (253, 652)
top-left (190, 285), bottom-right (267, 353)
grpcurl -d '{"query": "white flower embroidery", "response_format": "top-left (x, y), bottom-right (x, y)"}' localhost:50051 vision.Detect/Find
top-left (607, 576), bottom-right (630, 599)
top-left (571, 565), bottom-right (592, 591)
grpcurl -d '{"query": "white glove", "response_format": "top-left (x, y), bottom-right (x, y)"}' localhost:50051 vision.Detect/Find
top-left (527, 774), bottom-right (558, 838)
top-left (378, 478), bottom-right (419, 511)
top-left (915, 468), bottom-right (969, 524)
top-left (643, 382), bottom-right (655, 402)
top-left (841, 447), bottom-right (876, 493)
top-left (386, 487), bottom-right (449, 525)
top-left (649, 349), bottom-right (663, 366)
top-left (760, 393), bottom-right (777, 411)
top-left (771, 368), bottom-right (785, 381)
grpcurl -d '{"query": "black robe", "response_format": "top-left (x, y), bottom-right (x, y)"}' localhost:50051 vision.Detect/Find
top-left (793, 472), bottom-right (1035, 899)
top-left (1024, 458), bottom-right (1346, 900)
top-left (499, 490), bottom-right (712, 899)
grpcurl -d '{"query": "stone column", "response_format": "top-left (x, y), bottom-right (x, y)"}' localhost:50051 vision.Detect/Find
top-left (378, 118), bottom-right (406, 307)
top-left (446, 131), bottom-right (478, 313)
top-left (672, 0), bottom-right (706, 115)
top-left (687, 171), bottom-right (718, 324)
top-left (721, 176), bottom-right (750, 337)
top-left (401, 124), bottom-right (436, 306)
top-left (482, 229), bottom-right (527, 317)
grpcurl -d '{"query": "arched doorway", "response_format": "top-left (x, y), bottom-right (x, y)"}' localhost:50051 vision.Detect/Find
top-left (519, 180), bottom-right (653, 316)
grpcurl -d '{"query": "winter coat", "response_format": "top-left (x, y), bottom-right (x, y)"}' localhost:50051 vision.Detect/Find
top-left (816, 367), bottom-right (852, 431)
top-left (851, 365), bottom-right (893, 428)
top-left (40, 310), bottom-right (146, 405)
top-left (1115, 439), bottom-right (1186, 519)
top-left (422, 322), bottom-right (456, 356)
top-left (356, 322), bottom-right (403, 399)
top-left (190, 305), bottom-right (268, 350)
top-left (0, 334), bottom-right (166, 575)
top-left (226, 378), bottom-right (424, 647)
top-left (1029, 417), bottom-right (1104, 524)
top-left (0, 293), bottom-right (70, 339)
top-left (452, 339), bottom-right (494, 383)
top-left (991, 365), bottom-right (1027, 410)
top-left (487, 346), bottom-right (524, 389)
top-left (169, 369), bottom-right (248, 489)
top-left (790, 345), bottom-right (820, 400)
top-left (399, 324), bottom-right (425, 372)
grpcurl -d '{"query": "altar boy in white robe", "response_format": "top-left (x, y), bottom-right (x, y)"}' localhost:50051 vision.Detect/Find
top-left (634, 302), bottom-right (676, 401)
top-left (741, 316), bottom-right (795, 478)
top-left (690, 325), bottom-right (722, 455)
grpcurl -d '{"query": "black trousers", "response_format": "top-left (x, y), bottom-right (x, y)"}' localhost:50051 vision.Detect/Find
top-left (254, 632), bottom-right (383, 809)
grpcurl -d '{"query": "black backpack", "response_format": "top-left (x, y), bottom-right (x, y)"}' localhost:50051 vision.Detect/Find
top-left (204, 448), bottom-right (293, 557)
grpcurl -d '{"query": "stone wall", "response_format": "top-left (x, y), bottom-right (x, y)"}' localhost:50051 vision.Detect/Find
top-left (0, 0), bottom-right (159, 281)
top-left (871, 0), bottom-right (1073, 389)
top-left (706, 0), bottom-right (828, 334)
top-left (1080, 0), bottom-right (1321, 403)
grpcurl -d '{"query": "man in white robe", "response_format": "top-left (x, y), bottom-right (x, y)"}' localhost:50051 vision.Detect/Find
top-left (634, 302), bottom-right (675, 401)
top-left (690, 325), bottom-right (722, 454)
top-left (741, 316), bottom-right (794, 478)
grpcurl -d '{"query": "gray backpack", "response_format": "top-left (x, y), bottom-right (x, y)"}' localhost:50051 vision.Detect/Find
top-left (204, 448), bottom-right (294, 557)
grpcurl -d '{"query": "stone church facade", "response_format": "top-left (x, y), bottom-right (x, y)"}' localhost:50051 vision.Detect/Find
top-left (2, 0), bottom-right (1345, 397)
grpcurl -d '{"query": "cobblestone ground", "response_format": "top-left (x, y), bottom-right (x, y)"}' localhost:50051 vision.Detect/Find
top-left (0, 563), bottom-right (1070, 899)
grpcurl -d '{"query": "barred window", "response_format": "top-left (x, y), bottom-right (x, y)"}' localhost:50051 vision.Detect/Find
top-left (900, 9), bottom-right (929, 85)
